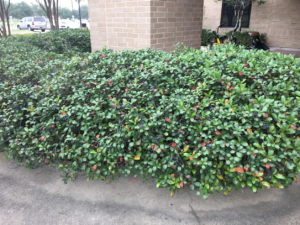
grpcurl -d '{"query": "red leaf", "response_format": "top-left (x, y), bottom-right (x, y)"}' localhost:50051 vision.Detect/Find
top-left (239, 72), bottom-right (243, 76)
top-left (180, 183), bottom-right (183, 188)
top-left (265, 113), bottom-right (268, 118)
top-left (45, 159), bottom-right (47, 163)
top-left (202, 142), bottom-right (206, 146)
top-left (139, 66), bottom-right (144, 69)
top-left (290, 126), bottom-right (297, 130)
top-left (165, 118), bottom-right (171, 122)
top-left (266, 163), bottom-right (270, 169)
top-left (39, 136), bottom-right (45, 141)
top-left (236, 167), bottom-right (244, 173)
top-left (120, 157), bottom-right (123, 162)
top-left (132, 178), bottom-right (135, 183)
top-left (93, 164), bottom-right (97, 170)
top-left (191, 87), bottom-right (196, 90)
top-left (189, 156), bottom-right (193, 160)
top-left (96, 135), bottom-right (100, 139)
top-left (244, 63), bottom-right (248, 66)
top-left (171, 142), bottom-right (176, 147)
top-left (125, 88), bottom-right (128, 93)
top-left (251, 152), bottom-right (257, 157)
top-left (244, 166), bottom-right (249, 172)
top-left (101, 54), bottom-right (105, 58)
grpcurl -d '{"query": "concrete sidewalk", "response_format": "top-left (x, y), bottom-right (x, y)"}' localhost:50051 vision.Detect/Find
top-left (0, 152), bottom-right (300, 225)
top-left (270, 47), bottom-right (300, 58)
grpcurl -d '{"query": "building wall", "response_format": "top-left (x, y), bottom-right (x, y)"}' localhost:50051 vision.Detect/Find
top-left (203, 0), bottom-right (300, 48)
top-left (88, 0), bottom-right (204, 52)
top-left (150, 0), bottom-right (203, 52)
top-left (88, 0), bottom-right (151, 52)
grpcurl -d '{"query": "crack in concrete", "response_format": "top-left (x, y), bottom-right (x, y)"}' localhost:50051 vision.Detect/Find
top-left (189, 203), bottom-right (201, 224)
top-left (188, 191), bottom-right (201, 224)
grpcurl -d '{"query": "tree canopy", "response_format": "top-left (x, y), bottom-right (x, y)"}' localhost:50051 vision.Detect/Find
top-left (7, 1), bottom-right (88, 20)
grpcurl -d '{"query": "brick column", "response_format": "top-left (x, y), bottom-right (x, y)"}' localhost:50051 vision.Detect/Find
top-left (88, 0), bottom-right (204, 52)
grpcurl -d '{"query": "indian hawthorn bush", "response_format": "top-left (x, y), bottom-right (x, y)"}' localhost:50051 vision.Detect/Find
top-left (1, 36), bottom-right (300, 199)
top-left (16, 29), bottom-right (91, 54)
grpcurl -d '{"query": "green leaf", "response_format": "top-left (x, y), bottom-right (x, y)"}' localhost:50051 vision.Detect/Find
top-left (261, 181), bottom-right (270, 189)
top-left (275, 174), bottom-right (285, 179)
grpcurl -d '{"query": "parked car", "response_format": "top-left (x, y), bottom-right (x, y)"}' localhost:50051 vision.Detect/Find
top-left (17, 17), bottom-right (47, 32)
top-left (67, 20), bottom-right (81, 29)
top-left (86, 19), bottom-right (90, 30)
top-left (45, 19), bottom-right (76, 30)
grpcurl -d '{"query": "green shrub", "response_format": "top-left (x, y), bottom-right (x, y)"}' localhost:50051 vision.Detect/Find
top-left (225, 30), bottom-right (266, 46)
top-left (201, 28), bottom-right (214, 46)
top-left (12, 33), bottom-right (35, 37)
top-left (1, 37), bottom-right (300, 199)
top-left (16, 29), bottom-right (91, 54)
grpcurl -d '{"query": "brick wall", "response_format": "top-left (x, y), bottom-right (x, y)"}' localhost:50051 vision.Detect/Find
top-left (88, 0), bottom-right (151, 52)
top-left (88, 0), bottom-right (204, 52)
top-left (150, 0), bottom-right (204, 52)
top-left (203, 0), bottom-right (300, 48)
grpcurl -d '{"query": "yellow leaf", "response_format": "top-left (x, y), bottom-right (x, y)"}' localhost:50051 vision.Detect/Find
top-left (161, 90), bottom-right (164, 94)
top-left (192, 150), bottom-right (196, 156)
top-left (217, 175), bottom-right (224, 180)
top-left (170, 192), bottom-right (174, 197)
top-left (183, 145), bottom-right (189, 152)
top-left (134, 156), bottom-right (140, 160)
top-left (224, 191), bottom-right (228, 196)
top-left (97, 148), bottom-right (102, 153)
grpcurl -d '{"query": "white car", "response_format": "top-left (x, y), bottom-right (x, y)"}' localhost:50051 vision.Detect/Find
top-left (70, 20), bottom-right (81, 29)
top-left (45, 19), bottom-right (69, 30)
top-left (86, 19), bottom-right (90, 30)
top-left (17, 17), bottom-right (47, 32)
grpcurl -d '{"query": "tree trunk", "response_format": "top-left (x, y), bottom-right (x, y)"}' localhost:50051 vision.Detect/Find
top-left (37, 0), bottom-right (55, 30)
top-left (53, 0), bottom-right (59, 30)
top-left (0, 0), bottom-right (7, 38)
top-left (5, 0), bottom-right (11, 36)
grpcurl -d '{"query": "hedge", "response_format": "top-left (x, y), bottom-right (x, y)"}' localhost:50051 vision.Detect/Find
top-left (15, 29), bottom-right (91, 54)
top-left (1, 35), bottom-right (300, 199)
